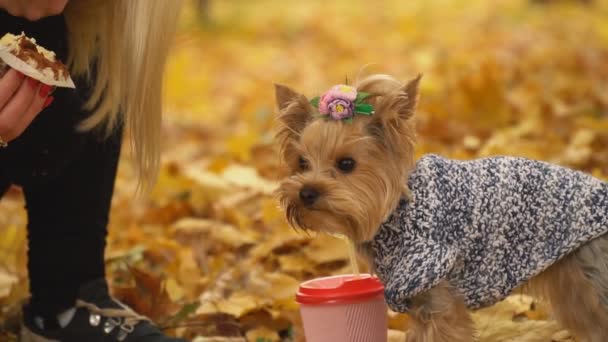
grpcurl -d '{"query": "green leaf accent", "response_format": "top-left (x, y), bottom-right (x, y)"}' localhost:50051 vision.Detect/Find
top-left (355, 103), bottom-right (374, 114)
top-left (355, 92), bottom-right (370, 102)
top-left (344, 117), bottom-right (354, 124)
top-left (310, 96), bottom-right (320, 107)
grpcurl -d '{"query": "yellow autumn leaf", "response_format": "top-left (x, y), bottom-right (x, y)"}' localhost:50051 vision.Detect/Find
top-left (197, 291), bottom-right (262, 318)
top-left (0, 272), bottom-right (18, 299)
top-left (303, 234), bottom-right (349, 264)
top-left (165, 277), bottom-right (185, 302)
top-left (226, 132), bottom-right (259, 162)
top-left (220, 164), bottom-right (278, 195)
top-left (172, 217), bottom-right (258, 248)
top-left (277, 254), bottom-right (314, 274)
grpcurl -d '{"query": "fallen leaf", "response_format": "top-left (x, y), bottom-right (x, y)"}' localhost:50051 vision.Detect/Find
top-left (198, 291), bottom-right (263, 318)
top-left (245, 326), bottom-right (280, 342)
top-left (165, 277), bottom-right (185, 302)
top-left (0, 272), bottom-right (18, 300)
top-left (112, 267), bottom-right (178, 323)
top-left (192, 337), bottom-right (246, 342)
top-left (172, 218), bottom-right (258, 248)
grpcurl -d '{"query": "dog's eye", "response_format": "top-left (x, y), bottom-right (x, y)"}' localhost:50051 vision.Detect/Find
top-left (337, 158), bottom-right (356, 173)
top-left (298, 156), bottom-right (309, 171)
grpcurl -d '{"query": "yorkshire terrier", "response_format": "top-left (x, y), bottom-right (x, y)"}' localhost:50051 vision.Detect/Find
top-left (274, 74), bottom-right (608, 342)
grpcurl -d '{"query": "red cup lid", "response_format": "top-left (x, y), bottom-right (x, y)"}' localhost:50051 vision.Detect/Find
top-left (296, 274), bottom-right (384, 305)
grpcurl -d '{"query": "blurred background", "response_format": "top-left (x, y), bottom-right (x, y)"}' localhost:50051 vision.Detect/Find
top-left (2, 0), bottom-right (608, 340)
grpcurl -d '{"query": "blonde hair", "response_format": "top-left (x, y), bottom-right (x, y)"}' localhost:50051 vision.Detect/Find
top-left (63, 0), bottom-right (183, 193)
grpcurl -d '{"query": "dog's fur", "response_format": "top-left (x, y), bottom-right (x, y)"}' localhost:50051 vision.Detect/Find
top-left (274, 74), bottom-right (608, 341)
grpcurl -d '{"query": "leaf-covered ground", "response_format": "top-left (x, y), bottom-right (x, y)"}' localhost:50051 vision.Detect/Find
top-left (2, 0), bottom-right (608, 340)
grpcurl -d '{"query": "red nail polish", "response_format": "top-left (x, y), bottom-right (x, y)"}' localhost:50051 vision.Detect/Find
top-left (43, 96), bottom-right (54, 108)
top-left (27, 77), bottom-right (39, 89)
top-left (39, 84), bottom-right (52, 98)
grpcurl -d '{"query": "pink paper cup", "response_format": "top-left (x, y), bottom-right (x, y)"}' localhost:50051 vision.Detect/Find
top-left (296, 274), bottom-right (387, 342)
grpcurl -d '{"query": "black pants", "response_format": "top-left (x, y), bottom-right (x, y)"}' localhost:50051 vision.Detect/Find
top-left (0, 126), bottom-right (121, 318)
top-left (0, 8), bottom-right (122, 319)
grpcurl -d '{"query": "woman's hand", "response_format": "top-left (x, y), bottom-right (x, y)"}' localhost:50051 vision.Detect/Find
top-left (0, 69), bottom-right (53, 146)
top-left (0, 0), bottom-right (69, 21)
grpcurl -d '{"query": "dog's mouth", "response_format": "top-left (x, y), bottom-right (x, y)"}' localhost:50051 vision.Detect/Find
top-left (283, 201), bottom-right (363, 240)
top-left (276, 180), bottom-right (371, 241)
top-left (285, 202), bottom-right (305, 231)
top-left (284, 202), bottom-right (320, 232)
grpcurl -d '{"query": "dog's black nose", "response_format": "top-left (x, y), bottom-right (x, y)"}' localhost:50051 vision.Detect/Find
top-left (299, 186), bottom-right (319, 206)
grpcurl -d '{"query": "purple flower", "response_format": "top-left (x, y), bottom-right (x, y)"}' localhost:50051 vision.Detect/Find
top-left (318, 85), bottom-right (357, 120)
top-left (328, 99), bottom-right (354, 120)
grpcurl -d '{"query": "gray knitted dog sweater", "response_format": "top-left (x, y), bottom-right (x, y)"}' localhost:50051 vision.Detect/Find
top-left (371, 154), bottom-right (608, 313)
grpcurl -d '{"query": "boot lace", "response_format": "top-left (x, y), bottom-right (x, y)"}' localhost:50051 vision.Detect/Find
top-left (76, 299), bottom-right (151, 341)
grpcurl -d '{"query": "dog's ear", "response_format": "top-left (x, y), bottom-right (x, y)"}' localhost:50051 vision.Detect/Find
top-left (364, 75), bottom-right (420, 161)
top-left (274, 83), bottom-right (314, 136)
top-left (275, 84), bottom-right (300, 111)
top-left (374, 74), bottom-right (421, 123)
top-left (274, 84), bottom-right (314, 162)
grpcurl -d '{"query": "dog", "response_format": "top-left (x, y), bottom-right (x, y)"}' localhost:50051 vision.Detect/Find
top-left (274, 74), bottom-right (608, 342)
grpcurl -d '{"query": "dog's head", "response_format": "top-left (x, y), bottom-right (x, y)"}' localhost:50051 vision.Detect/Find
top-left (274, 74), bottom-right (421, 242)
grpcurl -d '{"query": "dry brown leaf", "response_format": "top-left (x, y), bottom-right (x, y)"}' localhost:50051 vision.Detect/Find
top-left (198, 291), bottom-right (262, 318)
top-left (245, 326), bottom-right (280, 342)
top-left (248, 235), bottom-right (308, 260)
top-left (192, 338), bottom-right (246, 342)
top-left (112, 267), bottom-right (178, 323)
top-left (277, 254), bottom-right (314, 274)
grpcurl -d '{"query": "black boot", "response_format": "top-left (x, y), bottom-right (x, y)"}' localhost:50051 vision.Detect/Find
top-left (20, 278), bottom-right (188, 342)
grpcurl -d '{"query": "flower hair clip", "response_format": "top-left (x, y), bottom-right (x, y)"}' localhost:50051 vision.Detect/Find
top-left (310, 85), bottom-right (374, 123)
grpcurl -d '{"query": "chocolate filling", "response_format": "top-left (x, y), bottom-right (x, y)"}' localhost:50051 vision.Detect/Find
top-left (14, 36), bottom-right (68, 79)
